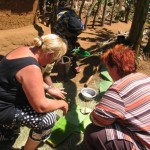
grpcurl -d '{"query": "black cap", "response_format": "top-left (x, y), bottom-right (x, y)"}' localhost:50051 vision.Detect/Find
top-left (67, 17), bottom-right (84, 32)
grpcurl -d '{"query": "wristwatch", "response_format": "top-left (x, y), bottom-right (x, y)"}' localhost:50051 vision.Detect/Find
top-left (45, 86), bottom-right (52, 92)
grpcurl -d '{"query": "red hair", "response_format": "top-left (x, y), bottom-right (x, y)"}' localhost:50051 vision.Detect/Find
top-left (101, 44), bottom-right (137, 77)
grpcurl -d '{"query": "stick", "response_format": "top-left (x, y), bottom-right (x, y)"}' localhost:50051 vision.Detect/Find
top-left (84, 66), bottom-right (99, 87)
top-left (84, 75), bottom-right (94, 87)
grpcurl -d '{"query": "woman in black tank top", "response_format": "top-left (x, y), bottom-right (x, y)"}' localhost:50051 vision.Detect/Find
top-left (0, 34), bottom-right (68, 150)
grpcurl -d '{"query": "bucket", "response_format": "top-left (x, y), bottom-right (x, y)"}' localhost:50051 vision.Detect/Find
top-left (56, 56), bottom-right (71, 79)
top-left (117, 35), bottom-right (126, 44)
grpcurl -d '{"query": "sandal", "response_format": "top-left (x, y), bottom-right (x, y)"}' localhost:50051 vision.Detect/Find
top-left (75, 66), bottom-right (81, 73)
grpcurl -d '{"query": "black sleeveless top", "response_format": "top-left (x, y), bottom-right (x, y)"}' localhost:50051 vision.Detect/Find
top-left (0, 56), bottom-right (40, 123)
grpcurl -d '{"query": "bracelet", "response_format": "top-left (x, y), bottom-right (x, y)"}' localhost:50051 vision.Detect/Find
top-left (45, 86), bottom-right (52, 92)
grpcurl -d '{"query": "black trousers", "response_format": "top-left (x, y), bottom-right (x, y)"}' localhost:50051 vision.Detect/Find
top-left (84, 124), bottom-right (134, 150)
top-left (0, 105), bottom-right (56, 142)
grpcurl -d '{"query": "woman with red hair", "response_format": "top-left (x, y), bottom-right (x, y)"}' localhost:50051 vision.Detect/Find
top-left (84, 44), bottom-right (150, 150)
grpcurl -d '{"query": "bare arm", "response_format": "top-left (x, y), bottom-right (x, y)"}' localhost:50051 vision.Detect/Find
top-left (43, 73), bottom-right (67, 99)
top-left (43, 73), bottom-right (54, 87)
top-left (16, 65), bottom-right (68, 114)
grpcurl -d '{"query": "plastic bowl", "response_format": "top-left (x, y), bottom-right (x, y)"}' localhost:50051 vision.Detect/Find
top-left (81, 88), bottom-right (97, 101)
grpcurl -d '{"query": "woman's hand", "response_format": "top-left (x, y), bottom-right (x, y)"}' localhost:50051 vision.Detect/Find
top-left (47, 87), bottom-right (67, 99)
top-left (59, 100), bottom-right (68, 115)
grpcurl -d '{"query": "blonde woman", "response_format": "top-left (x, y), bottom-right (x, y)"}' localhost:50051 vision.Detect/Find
top-left (0, 34), bottom-right (68, 150)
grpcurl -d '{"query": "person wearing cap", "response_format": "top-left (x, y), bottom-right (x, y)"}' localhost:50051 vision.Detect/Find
top-left (52, 7), bottom-right (84, 51)
top-left (52, 8), bottom-right (84, 73)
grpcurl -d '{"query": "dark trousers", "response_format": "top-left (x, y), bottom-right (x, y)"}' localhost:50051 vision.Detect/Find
top-left (84, 124), bottom-right (134, 150)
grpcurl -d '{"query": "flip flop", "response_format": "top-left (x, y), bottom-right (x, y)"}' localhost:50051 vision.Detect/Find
top-left (75, 66), bottom-right (81, 73)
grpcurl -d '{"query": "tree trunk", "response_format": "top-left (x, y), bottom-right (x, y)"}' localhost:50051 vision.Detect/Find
top-left (41, 0), bottom-right (47, 23)
top-left (124, 6), bottom-right (130, 23)
top-left (101, 0), bottom-right (108, 26)
top-left (84, 0), bottom-right (97, 30)
top-left (79, 0), bottom-right (86, 17)
top-left (124, 1), bottom-right (132, 23)
top-left (127, 0), bottom-right (150, 55)
top-left (92, 0), bottom-right (102, 28)
top-left (109, 0), bottom-right (116, 25)
top-left (144, 37), bottom-right (150, 54)
top-left (50, 0), bottom-right (59, 32)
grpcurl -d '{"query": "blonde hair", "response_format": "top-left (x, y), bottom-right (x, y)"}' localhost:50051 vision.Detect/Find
top-left (33, 34), bottom-right (68, 60)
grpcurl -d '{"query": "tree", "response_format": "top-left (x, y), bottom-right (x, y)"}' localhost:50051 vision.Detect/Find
top-left (124, 0), bottom-right (132, 23)
top-left (84, 0), bottom-right (97, 30)
top-left (79, 0), bottom-right (86, 17)
top-left (144, 37), bottom-right (150, 54)
top-left (49, 0), bottom-right (58, 32)
top-left (92, 0), bottom-right (102, 28)
top-left (101, 0), bottom-right (108, 26)
top-left (109, 0), bottom-right (116, 25)
top-left (127, 0), bottom-right (150, 55)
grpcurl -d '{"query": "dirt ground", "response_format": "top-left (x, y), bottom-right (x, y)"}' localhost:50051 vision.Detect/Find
top-left (0, 18), bottom-right (149, 77)
top-left (0, 10), bottom-right (150, 150)
top-left (0, 0), bottom-right (38, 30)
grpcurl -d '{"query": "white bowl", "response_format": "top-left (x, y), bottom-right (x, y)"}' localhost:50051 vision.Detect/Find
top-left (81, 88), bottom-right (97, 101)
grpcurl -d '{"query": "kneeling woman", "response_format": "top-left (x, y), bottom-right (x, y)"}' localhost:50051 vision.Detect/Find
top-left (84, 44), bottom-right (150, 150)
top-left (0, 34), bottom-right (68, 150)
